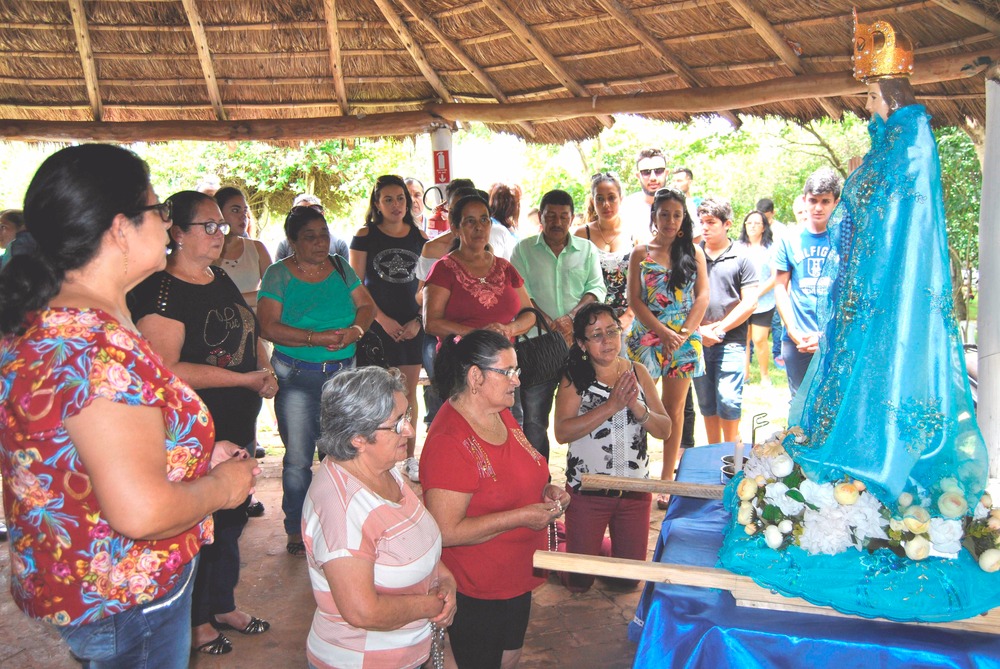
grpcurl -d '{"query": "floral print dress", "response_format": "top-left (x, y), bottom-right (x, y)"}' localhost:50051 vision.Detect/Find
top-left (626, 254), bottom-right (704, 379)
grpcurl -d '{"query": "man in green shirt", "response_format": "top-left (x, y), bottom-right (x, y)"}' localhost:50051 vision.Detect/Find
top-left (511, 189), bottom-right (606, 460)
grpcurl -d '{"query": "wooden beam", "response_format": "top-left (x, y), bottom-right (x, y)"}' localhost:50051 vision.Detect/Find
top-left (321, 0), bottom-right (349, 115)
top-left (580, 474), bottom-right (724, 498)
top-left (592, 0), bottom-right (740, 126)
top-left (479, 0), bottom-right (614, 128)
top-left (66, 0), bottom-right (102, 121)
top-left (180, 0), bottom-right (226, 121)
top-left (393, 0), bottom-right (534, 137)
top-left (931, 0), bottom-right (1000, 37)
top-left (370, 0), bottom-right (454, 103)
top-left (533, 552), bottom-right (1000, 634)
top-left (726, 0), bottom-right (842, 120)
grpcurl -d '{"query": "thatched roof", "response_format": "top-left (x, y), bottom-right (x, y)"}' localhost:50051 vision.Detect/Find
top-left (1, 0), bottom-right (999, 143)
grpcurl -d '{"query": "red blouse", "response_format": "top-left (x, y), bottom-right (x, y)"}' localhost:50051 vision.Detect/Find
top-left (425, 254), bottom-right (524, 334)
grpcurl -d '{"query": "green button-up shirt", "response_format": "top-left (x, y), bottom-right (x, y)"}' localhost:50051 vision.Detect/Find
top-left (510, 233), bottom-right (607, 325)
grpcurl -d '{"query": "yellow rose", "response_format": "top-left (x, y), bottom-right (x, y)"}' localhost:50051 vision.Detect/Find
top-left (904, 536), bottom-right (930, 561)
top-left (979, 548), bottom-right (1000, 572)
top-left (737, 502), bottom-right (755, 525)
top-left (903, 507), bottom-right (931, 534)
top-left (834, 483), bottom-right (860, 506)
top-left (937, 491), bottom-right (969, 519)
top-left (897, 492), bottom-right (914, 510)
top-left (744, 524), bottom-right (757, 536)
top-left (737, 477), bottom-right (759, 501)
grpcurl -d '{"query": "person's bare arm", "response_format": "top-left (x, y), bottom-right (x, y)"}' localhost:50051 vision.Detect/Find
top-left (773, 270), bottom-right (800, 344)
top-left (715, 283), bottom-right (759, 335)
top-left (66, 400), bottom-right (257, 540)
top-left (423, 284), bottom-right (472, 338)
top-left (254, 240), bottom-right (273, 279)
top-left (423, 487), bottom-right (561, 547)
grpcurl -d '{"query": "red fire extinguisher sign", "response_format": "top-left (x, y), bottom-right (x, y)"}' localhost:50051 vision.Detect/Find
top-left (433, 150), bottom-right (450, 185)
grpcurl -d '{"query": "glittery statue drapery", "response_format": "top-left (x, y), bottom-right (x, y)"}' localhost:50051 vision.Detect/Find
top-left (787, 104), bottom-right (987, 513)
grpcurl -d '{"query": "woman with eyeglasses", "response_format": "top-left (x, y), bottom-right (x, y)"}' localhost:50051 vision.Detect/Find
top-left (553, 303), bottom-right (670, 592)
top-left (0, 145), bottom-right (258, 667)
top-left (420, 330), bottom-right (570, 669)
top-left (626, 188), bottom-right (709, 510)
top-left (737, 210), bottom-right (776, 385)
top-left (302, 366), bottom-right (457, 669)
top-left (213, 186), bottom-right (273, 311)
top-left (129, 190), bottom-right (275, 655)
top-left (350, 175), bottom-right (428, 483)
top-left (258, 206), bottom-right (376, 558)
top-left (574, 173), bottom-right (636, 335)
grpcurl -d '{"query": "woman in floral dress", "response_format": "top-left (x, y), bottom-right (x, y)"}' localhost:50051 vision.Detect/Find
top-left (626, 188), bottom-right (708, 506)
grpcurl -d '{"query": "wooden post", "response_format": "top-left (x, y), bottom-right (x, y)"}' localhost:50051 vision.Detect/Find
top-left (982, 65), bottom-right (1000, 475)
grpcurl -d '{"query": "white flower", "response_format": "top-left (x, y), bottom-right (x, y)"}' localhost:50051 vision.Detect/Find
top-left (764, 482), bottom-right (804, 516)
top-left (771, 454), bottom-right (795, 478)
top-left (974, 500), bottom-right (990, 521)
top-left (742, 453), bottom-right (773, 481)
top-left (979, 548), bottom-right (1000, 572)
top-left (903, 507), bottom-right (931, 534)
top-left (737, 477), bottom-right (759, 501)
top-left (797, 507), bottom-right (853, 555)
top-left (800, 480), bottom-right (837, 509)
top-left (764, 525), bottom-right (784, 550)
top-left (937, 491), bottom-right (969, 519)
top-left (928, 518), bottom-right (964, 554)
top-left (834, 482), bottom-right (860, 506)
top-left (778, 519), bottom-right (794, 534)
top-left (898, 492), bottom-right (914, 509)
top-left (843, 492), bottom-right (888, 545)
top-left (904, 535), bottom-right (930, 561)
top-left (981, 493), bottom-right (993, 509)
top-left (889, 517), bottom-right (905, 532)
top-left (939, 477), bottom-right (961, 493)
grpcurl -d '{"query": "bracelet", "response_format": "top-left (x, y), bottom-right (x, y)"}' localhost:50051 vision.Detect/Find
top-left (637, 405), bottom-right (651, 425)
top-left (261, 367), bottom-right (277, 381)
top-left (305, 330), bottom-right (314, 346)
top-left (350, 324), bottom-right (365, 339)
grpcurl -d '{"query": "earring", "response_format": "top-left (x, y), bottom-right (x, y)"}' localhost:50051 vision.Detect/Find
top-left (471, 386), bottom-right (478, 395)
top-left (677, 230), bottom-right (684, 238)
top-left (581, 352), bottom-right (588, 360)
top-left (177, 240), bottom-right (184, 250)
top-left (123, 250), bottom-right (129, 275)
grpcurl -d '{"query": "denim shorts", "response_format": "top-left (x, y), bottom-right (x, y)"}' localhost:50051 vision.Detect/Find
top-left (57, 556), bottom-right (197, 669)
top-left (692, 342), bottom-right (746, 420)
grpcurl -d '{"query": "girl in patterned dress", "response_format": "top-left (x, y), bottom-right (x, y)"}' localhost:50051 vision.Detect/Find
top-left (626, 188), bottom-right (709, 507)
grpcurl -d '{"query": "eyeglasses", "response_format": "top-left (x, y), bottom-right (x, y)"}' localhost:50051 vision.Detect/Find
top-left (481, 366), bottom-right (521, 380)
top-left (582, 326), bottom-right (622, 343)
top-left (189, 220), bottom-right (231, 235)
top-left (130, 201), bottom-right (172, 223)
top-left (638, 167), bottom-right (666, 178)
top-left (375, 407), bottom-right (413, 435)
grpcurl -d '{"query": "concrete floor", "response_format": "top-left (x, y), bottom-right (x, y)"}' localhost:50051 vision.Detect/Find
top-left (0, 456), bottom-right (662, 669)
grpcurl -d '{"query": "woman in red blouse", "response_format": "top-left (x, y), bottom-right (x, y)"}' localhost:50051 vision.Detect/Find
top-left (0, 145), bottom-right (258, 669)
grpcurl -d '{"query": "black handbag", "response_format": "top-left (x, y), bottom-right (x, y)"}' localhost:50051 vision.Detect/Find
top-left (513, 307), bottom-right (570, 388)
top-left (355, 326), bottom-right (388, 369)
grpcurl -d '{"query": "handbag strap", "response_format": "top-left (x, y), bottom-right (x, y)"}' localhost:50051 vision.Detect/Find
top-left (514, 307), bottom-right (554, 341)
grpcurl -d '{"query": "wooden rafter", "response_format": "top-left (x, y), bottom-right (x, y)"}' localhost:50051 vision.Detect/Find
top-left (592, 0), bottom-right (741, 128)
top-left (321, 0), bottom-right (349, 115)
top-left (66, 0), bottom-right (102, 121)
top-left (478, 0), bottom-right (614, 128)
top-left (931, 0), bottom-right (1000, 37)
top-left (727, 0), bottom-right (842, 120)
top-left (179, 0), bottom-right (226, 121)
top-left (370, 0), bottom-right (454, 103)
top-left (393, 0), bottom-right (535, 137)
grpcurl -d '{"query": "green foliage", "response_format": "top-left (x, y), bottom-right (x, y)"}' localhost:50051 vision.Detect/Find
top-left (935, 126), bottom-right (981, 271)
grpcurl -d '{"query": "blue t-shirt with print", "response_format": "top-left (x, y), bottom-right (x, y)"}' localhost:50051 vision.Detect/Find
top-left (773, 227), bottom-right (831, 340)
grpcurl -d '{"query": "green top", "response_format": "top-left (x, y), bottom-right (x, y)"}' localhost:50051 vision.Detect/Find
top-left (259, 257), bottom-right (360, 362)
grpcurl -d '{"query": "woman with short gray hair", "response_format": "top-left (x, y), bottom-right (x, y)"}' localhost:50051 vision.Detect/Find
top-left (301, 366), bottom-right (457, 669)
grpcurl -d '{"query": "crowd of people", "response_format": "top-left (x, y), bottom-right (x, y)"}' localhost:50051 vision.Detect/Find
top-left (0, 142), bottom-right (841, 668)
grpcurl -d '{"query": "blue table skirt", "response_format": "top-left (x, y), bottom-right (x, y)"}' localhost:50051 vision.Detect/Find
top-left (627, 444), bottom-right (1000, 669)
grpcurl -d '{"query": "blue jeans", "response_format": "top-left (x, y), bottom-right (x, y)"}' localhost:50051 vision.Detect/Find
top-left (771, 311), bottom-right (784, 359)
top-left (273, 353), bottom-right (353, 536)
top-left (422, 335), bottom-right (443, 426)
top-left (58, 557), bottom-right (197, 668)
top-left (520, 379), bottom-right (557, 461)
top-left (781, 339), bottom-right (814, 401)
top-left (692, 343), bottom-right (746, 421)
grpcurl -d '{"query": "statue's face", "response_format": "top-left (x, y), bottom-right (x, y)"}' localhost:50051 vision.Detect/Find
top-left (866, 84), bottom-right (891, 121)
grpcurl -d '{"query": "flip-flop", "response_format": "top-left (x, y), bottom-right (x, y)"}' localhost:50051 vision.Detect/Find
top-left (286, 541), bottom-right (306, 556)
top-left (192, 633), bottom-right (232, 655)
top-left (213, 616), bottom-right (270, 635)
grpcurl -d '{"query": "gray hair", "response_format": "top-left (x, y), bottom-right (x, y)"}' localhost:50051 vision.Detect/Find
top-left (696, 197), bottom-right (733, 223)
top-left (317, 367), bottom-right (406, 460)
top-left (803, 168), bottom-right (842, 200)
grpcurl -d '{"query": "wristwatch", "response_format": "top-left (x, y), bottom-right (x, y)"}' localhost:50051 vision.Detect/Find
top-left (679, 326), bottom-right (691, 339)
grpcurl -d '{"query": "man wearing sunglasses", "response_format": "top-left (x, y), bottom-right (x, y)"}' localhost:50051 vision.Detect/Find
top-left (620, 148), bottom-right (668, 243)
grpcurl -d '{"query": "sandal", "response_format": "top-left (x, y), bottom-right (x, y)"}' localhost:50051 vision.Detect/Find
top-left (193, 633), bottom-right (232, 655)
top-left (286, 541), bottom-right (306, 557)
top-left (213, 615), bottom-right (270, 635)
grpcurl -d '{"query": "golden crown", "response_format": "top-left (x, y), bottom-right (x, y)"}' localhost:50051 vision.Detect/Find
top-left (852, 10), bottom-right (914, 82)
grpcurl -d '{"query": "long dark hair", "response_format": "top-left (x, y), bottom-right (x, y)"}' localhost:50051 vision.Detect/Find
top-left (364, 174), bottom-right (417, 229)
top-left (651, 188), bottom-right (697, 293)
top-left (488, 183), bottom-right (520, 230)
top-left (565, 303), bottom-right (622, 394)
top-left (0, 144), bottom-right (150, 335)
top-left (433, 330), bottom-right (513, 399)
top-left (738, 210), bottom-right (773, 247)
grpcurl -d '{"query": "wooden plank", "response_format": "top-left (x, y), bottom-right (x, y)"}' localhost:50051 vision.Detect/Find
top-left (66, 0), bottom-right (102, 121)
top-left (180, 0), bottom-right (227, 121)
top-left (321, 0), bottom-right (350, 115)
top-left (579, 474), bottom-right (725, 499)
top-left (371, 0), bottom-right (454, 103)
top-left (932, 0), bottom-right (1000, 37)
top-left (533, 552), bottom-right (1000, 634)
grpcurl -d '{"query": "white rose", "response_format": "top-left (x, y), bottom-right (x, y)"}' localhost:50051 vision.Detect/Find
top-left (904, 535), bottom-right (930, 561)
top-left (737, 477), bottom-right (759, 501)
top-left (778, 519), bottom-right (794, 534)
top-left (981, 493), bottom-right (993, 509)
top-left (939, 477), bottom-right (961, 493)
top-left (903, 507), bottom-right (931, 534)
top-left (771, 454), bottom-right (794, 478)
top-left (928, 518), bottom-right (964, 554)
top-left (737, 502), bottom-right (755, 525)
top-left (834, 483), bottom-right (860, 506)
top-left (764, 525), bottom-right (784, 550)
top-left (889, 517), bottom-right (906, 532)
top-left (898, 492), bottom-right (914, 509)
top-left (979, 548), bottom-right (1000, 572)
top-left (937, 491), bottom-right (969, 519)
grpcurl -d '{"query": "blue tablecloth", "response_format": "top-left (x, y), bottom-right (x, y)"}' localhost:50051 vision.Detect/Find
top-left (627, 444), bottom-right (1000, 669)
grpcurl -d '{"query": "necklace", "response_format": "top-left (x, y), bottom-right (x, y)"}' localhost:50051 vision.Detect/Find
top-left (596, 357), bottom-right (625, 386)
top-left (596, 219), bottom-right (622, 251)
top-left (171, 265), bottom-right (213, 284)
top-left (293, 254), bottom-right (326, 278)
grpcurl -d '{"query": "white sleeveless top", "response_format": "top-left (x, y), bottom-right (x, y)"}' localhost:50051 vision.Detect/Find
top-left (216, 238), bottom-right (262, 309)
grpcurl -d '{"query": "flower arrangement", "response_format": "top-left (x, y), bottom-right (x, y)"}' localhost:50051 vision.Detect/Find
top-left (735, 428), bottom-right (1000, 571)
